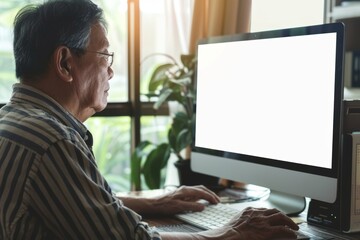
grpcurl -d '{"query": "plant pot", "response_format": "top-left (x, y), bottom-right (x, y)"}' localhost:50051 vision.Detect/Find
top-left (174, 159), bottom-right (219, 187)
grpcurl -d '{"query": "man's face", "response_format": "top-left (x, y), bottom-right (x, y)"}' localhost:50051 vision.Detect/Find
top-left (72, 23), bottom-right (114, 114)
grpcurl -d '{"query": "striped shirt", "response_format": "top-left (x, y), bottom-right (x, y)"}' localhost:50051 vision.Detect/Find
top-left (0, 84), bottom-right (161, 240)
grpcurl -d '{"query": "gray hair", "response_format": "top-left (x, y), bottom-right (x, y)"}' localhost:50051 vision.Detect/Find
top-left (13, 0), bottom-right (107, 81)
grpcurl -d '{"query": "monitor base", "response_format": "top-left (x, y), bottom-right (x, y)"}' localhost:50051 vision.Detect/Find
top-left (227, 189), bottom-right (306, 216)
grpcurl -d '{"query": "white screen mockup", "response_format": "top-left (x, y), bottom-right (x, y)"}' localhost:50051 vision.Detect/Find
top-left (191, 23), bottom-right (344, 208)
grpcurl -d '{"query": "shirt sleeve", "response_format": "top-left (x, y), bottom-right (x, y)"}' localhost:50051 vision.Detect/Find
top-left (25, 138), bottom-right (161, 240)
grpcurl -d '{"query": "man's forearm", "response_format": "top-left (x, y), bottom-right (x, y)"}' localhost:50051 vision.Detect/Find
top-left (119, 196), bottom-right (156, 215)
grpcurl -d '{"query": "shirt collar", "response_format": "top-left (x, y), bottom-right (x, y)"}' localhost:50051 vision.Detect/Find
top-left (10, 83), bottom-right (89, 140)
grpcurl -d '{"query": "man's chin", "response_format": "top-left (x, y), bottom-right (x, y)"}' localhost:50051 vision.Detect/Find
top-left (96, 101), bottom-right (108, 113)
top-left (87, 103), bottom-right (107, 117)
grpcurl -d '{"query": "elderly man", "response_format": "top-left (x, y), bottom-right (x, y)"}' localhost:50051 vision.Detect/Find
top-left (0, 0), bottom-right (299, 239)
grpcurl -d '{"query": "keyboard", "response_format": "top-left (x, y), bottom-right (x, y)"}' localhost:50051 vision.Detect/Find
top-left (174, 204), bottom-right (319, 239)
top-left (175, 204), bottom-right (237, 230)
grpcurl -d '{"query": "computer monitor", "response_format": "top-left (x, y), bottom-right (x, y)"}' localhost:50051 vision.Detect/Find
top-left (191, 22), bottom-right (345, 215)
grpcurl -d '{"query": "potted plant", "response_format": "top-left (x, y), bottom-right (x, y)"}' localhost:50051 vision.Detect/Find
top-left (130, 54), bottom-right (218, 190)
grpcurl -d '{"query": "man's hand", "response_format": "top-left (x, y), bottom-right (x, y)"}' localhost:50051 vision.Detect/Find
top-left (229, 207), bottom-right (299, 239)
top-left (195, 207), bottom-right (299, 240)
top-left (161, 207), bottom-right (300, 240)
top-left (119, 185), bottom-right (220, 216)
top-left (150, 185), bottom-right (220, 215)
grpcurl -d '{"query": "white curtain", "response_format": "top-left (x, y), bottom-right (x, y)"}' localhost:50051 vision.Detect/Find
top-left (161, 0), bottom-right (195, 60)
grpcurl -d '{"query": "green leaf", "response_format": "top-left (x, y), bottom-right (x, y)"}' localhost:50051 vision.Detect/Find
top-left (172, 112), bottom-right (190, 134)
top-left (175, 128), bottom-right (192, 152)
top-left (163, 93), bottom-right (183, 107)
top-left (158, 143), bottom-right (171, 168)
top-left (167, 111), bottom-right (193, 154)
top-left (153, 88), bottom-right (173, 109)
top-left (168, 128), bottom-right (177, 152)
top-left (130, 141), bottom-right (152, 190)
top-left (149, 63), bottom-right (174, 92)
top-left (143, 92), bottom-right (159, 99)
top-left (142, 143), bottom-right (171, 189)
top-left (169, 76), bottom-right (191, 87)
top-left (180, 54), bottom-right (196, 69)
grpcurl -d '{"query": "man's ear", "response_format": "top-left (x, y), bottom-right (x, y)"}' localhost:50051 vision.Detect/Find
top-left (53, 46), bottom-right (74, 82)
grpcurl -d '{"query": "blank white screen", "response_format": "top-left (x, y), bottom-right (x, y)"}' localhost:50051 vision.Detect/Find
top-left (195, 33), bottom-right (337, 169)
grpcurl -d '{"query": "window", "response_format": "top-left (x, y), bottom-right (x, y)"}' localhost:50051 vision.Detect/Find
top-left (0, 0), bottom-right (193, 191)
top-left (0, 1), bottom-right (28, 102)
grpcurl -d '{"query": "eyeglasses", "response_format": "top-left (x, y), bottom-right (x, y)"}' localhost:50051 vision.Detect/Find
top-left (85, 50), bottom-right (114, 67)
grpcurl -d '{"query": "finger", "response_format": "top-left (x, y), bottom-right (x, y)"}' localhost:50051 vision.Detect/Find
top-left (193, 185), bottom-right (221, 202)
top-left (241, 207), bottom-right (271, 216)
top-left (184, 185), bottom-right (220, 204)
top-left (176, 201), bottom-right (206, 213)
top-left (267, 212), bottom-right (299, 231)
top-left (263, 208), bottom-right (281, 216)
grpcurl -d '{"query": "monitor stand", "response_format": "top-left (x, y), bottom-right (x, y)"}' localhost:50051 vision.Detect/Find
top-left (227, 189), bottom-right (306, 216)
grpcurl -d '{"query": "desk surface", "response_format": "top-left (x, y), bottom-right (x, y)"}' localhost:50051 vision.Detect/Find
top-left (117, 188), bottom-right (360, 239)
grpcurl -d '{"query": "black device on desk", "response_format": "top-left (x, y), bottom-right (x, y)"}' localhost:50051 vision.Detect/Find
top-left (307, 100), bottom-right (360, 232)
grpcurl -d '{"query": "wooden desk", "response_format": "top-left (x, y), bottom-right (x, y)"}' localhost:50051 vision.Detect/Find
top-left (117, 188), bottom-right (360, 239)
